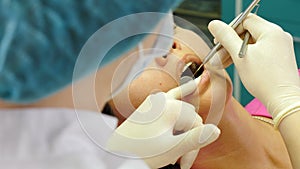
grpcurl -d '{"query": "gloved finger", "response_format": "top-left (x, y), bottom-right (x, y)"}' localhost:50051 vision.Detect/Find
top-left (212, 14), bottom-right (244, 45)
top-left (176, 124), bottom-right (220, 155)
top-left (166, 77), bottom-right (200, 99)
top-left (233, 12), bottom-right (263, 36)
top-left (229, 12), bottom-right (245, 34)
top-left (208, 47), bottom-right (232, 69)
top-left (208, 20), bottom-right (243, 61)
top-left (174, 108), bottom-right (202, 132)
top-left (180, 148), bottom-right (200, 169)
top-left (221, 53), bottom-right (233, 68)
top-left (243, 14), bottom-right (284, 41)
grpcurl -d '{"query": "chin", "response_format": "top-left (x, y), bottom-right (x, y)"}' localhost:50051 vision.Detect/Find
top-left (186, 69), bottom-right (233, 121)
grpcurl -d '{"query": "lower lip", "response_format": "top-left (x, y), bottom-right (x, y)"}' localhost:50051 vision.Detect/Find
top-left (199, 70), bottom-right (210, 86)
top-left (198, 70), bottom-right (210, 91)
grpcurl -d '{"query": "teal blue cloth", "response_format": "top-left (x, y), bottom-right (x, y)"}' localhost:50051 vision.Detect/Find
top-left (0, 0), bottom-right (183, 103)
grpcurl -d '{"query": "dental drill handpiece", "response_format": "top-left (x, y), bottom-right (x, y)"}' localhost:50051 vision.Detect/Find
top-left (193, 0), bottom-right (260, 76)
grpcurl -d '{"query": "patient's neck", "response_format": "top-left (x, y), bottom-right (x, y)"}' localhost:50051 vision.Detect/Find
top-left (191, 97), bottom-right (287, 169)
top-left (194, 98), bottom-right (257, 162)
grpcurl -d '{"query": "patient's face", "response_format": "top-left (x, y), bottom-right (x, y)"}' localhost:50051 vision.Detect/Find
top-left (109, 37), bottom-right (232, 123)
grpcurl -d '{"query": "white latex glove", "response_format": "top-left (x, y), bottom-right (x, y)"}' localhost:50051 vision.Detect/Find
top-left (208, 14), bottom-right (300, 127)
top-left (107, 79), bottom-right (220, 169)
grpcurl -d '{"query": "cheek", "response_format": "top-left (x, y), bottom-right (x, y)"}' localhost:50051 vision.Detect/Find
top-left (129, 69), bottom-right (178, 108)
top-left (109, 68), bottom-right (179, 123)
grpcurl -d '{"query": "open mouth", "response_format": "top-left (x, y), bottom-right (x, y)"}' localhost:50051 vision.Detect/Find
top-left (181, 62), bottom-right (205, 80)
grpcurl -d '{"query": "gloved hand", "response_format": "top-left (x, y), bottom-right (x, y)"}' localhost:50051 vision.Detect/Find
top-left (107, 79), bottom-right (220, 169)
top-left (208, 14), bottom-right (300, 127)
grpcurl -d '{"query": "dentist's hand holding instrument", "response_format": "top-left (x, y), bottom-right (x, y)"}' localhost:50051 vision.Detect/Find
top-left (193, 0), bottom-right (260, 75)
top-left (208, 13), bottom-right (300, 168)
top-left (108, 76), bottom-right (220, 169)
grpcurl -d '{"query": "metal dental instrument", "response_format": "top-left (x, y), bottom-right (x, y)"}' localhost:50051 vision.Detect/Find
top-left (238, 31), bottom-right (251, 58)
top-left (193, 0), bottom-right (260, 76)
top-left (238, 4), bottom-right (260, 58)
